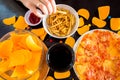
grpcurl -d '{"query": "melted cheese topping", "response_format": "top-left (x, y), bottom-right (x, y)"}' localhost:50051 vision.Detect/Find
top-left (75, 30), bottom-right (120, 80)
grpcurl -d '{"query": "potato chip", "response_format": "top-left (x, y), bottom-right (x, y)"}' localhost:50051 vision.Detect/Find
top-left (98, 6), bottom-right (110, 20)
top-left (13, 16), bottom-right (28, 30)
top-left (31, 28), bottom-right (47, 41)
top-left (26, 35), bottom-right (42, 51)
top-left (24, 51), bottom-right (42, 75)
top-left (77, 24), bottom-right (91, 35)
top-left (46, 76), bottom-right (54, 80)
top-left (2, 16), bottom-right (16, 25)
top-left (0, 40), bottom-right (13, 58)
top-left (65, 37), bottom-right (75, 48)
top-left (79, 17), bottom-right (84, 27)
top-left (77, 8), bottom-right (90, 20)
top-left (11, 65), bottom-right (29, 78)
top-left (54, 71), bottom-right (70, 79)
top-left (0, 59), bottom-right (10, 73)
top-left (9, 49), bottom-right (32, 67)
top-left (110, 18), bottom-right (120, 31)
top-left (92, 17), bottom-right (106, 28)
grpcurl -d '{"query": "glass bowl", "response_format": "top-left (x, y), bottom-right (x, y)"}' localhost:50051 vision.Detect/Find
top-left (0, 30), bottom-right (48, 80)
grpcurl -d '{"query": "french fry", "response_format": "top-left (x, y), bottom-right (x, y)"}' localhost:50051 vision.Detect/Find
top-left (56, 10), bottom-right (67, 14)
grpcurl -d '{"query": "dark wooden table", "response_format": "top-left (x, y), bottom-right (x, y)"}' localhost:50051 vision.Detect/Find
top-left (0, 0), bottom-right (120, 80)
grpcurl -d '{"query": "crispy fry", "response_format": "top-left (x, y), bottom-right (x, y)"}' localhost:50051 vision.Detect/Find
top-left (56, 10), bottom-right (67, 14)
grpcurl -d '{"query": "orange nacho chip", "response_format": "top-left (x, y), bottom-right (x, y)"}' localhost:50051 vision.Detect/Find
top-left (98, 6), bottom-right (110, 20)
top-left (11, 65), bottom-right (30, 78)
top-left (65, 37), bottom-right (75, 48)
top-left (13, 16), bottom-right (28, 30)
top-left (31, 28), bottom-right (47, 41)
top-left (31, 28), bottom-right (45, 36)
top-left (54, 71), bottom-right (70, 79)
top-left (2, 16), bottom-right (16, 25)
top-left (79, 17), bottom-right (84, 27)
top-left (10, 32), bottom-right (29, 50)
top-left (0, 40), bottom-right (13, 58)
top-left (77, 24), bottom-right (91, 35)
top-left (92, 17), bottom-right (106, 28)
top-left (26, 35), bottom-right (42, 51)
top-left (110, 18), bottom-right (120, 31)
top-left (0, 59), bottom-right (10, 73)
top-left (24, 51), bottom-right (42, 75)
top-left (46, 76), bottom-right (54, 80)
top-left (78, 8), bottom-right (90, 20)
top-left (9, 49), bottom-right (32, 67)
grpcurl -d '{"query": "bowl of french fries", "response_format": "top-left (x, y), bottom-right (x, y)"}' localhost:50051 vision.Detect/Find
top-left (42, 4), bottom-right (79, 39)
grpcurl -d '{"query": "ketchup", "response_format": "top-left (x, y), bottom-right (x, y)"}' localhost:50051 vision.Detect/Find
top-left (29, 13), bottom-right (40, 24)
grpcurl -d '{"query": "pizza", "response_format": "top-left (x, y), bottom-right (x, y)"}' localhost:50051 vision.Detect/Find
top-left (74, 29), bottom-right (120, 80)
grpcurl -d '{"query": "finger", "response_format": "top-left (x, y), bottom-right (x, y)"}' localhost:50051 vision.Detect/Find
top-left (49, 0), bottom-right (56, 13)
top-left (25, 3), bottom-right (40, 17)
top-left (29, 6), bottom-right (45, 18)
top-left (28, 4), bottom-right (37, 15)
top-left (40, 0), bottom-right (53, 14)
top-left (20, 0), bottom-right (38, 16)
top-left (32, 0), bottom-right (48, 15)
top-left (36, 9), bottom-right (46, 17)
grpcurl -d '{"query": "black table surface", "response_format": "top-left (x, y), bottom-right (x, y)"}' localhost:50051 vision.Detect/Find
top-left (0, 0), bottom-right (120, 80)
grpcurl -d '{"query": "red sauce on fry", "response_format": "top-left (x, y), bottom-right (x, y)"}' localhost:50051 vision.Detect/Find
top-left (29, 13), bottom-right (40, 24)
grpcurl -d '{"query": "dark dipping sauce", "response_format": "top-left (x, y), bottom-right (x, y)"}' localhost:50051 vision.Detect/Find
top-left (47, 43), bottom-right (75, 72)
top-left (29, 13), bottom-right (40, 24)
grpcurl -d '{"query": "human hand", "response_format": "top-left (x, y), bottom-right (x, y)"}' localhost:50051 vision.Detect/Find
top-left (20, 0), bottom-right (56, 17)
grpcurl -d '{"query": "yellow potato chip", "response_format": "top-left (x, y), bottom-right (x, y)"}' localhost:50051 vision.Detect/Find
top-left (46, 76), bottom-right (54, 80)
top-left (92, 17), bottom-right (106, 28)
top-left (77, 24), bottom-right (91, 35)
top-left (78, 8), bottom-right (90, 20)
top-left (110, 18), bottom-right (120, 31)
top-left (98, 6), bottom-right (110, 20)
top-left (31, 28), bottom-right (47, 41)
top-left (79, 17), bottom-right (84, 27)
top-left (13, 16), bottom-right (28, 30)
top-left (2, 16), bottom-right (16, 25)
top-left (65, 37), bottom-right (75, 48)
top-left (9, 49), bottom-right (32, 67)
top-left (0, 40), bottom-right (13, 58)
top-left (54, 71), bottom-right (70, 79)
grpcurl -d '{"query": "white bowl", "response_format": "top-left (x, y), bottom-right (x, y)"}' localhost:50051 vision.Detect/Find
top-left (42, 4), bottom-right (79, 39)
top-left (24, 9), bottom-right (42, 26)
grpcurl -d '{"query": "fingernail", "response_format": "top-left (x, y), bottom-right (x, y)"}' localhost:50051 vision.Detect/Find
top-left (37, 9), bottom-right (45, 17)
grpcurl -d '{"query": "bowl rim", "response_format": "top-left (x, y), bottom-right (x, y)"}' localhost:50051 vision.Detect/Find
top-left (42, 4), bottom-right (79, 39)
